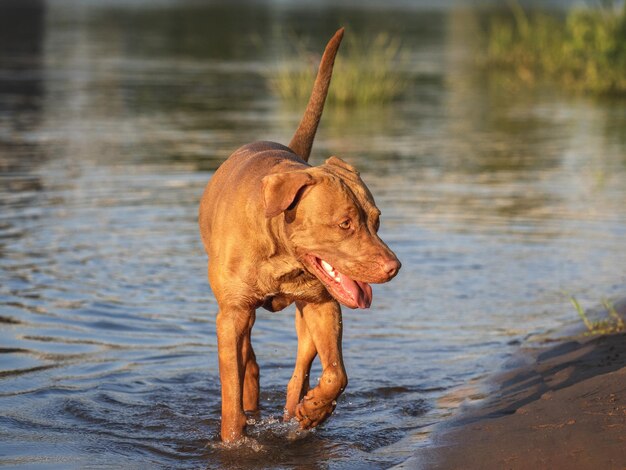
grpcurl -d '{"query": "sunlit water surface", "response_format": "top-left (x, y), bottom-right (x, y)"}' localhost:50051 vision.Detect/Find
top-left (1, 1), bottom-right (625, 468)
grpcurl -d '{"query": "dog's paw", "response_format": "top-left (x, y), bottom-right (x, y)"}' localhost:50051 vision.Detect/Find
top-left (295, 391), bottom-right (337, 429)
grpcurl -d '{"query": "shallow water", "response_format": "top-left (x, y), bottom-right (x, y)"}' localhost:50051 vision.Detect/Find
top-left (1, 1), bottom-right (625, 468)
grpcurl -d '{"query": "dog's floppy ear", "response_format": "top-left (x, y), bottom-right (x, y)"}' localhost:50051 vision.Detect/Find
top-left (262, 171), bottom-right (315, 218)
top-left (325, 156), bottom-right (360, 175)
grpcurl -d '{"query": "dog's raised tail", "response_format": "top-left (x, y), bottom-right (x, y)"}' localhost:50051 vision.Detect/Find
top-left (288, 27), bottom-right (344, 162)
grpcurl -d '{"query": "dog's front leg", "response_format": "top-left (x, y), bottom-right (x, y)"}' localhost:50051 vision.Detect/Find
top-left (294, 300), bottom-right (348, 429)
top-left (216, 305), bottom-right (253, 442)
top-left (284, 304), bottom-right (317, 420)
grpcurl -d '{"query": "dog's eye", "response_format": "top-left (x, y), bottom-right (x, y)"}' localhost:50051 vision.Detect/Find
top-left (338, 219), bottom-right (352, 230)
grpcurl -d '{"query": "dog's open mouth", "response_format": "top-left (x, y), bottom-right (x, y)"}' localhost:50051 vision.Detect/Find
top-left (306, 255), bottom-right (372, 309)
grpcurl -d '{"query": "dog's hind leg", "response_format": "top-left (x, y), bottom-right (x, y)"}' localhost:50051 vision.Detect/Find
top-left (242, 312), bottom-right (260, 413)
top-left (284, 305), bottom-right (317, 421)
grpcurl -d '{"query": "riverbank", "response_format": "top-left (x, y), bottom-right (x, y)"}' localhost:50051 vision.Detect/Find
top-left (400, 298), bottom-right (626, 470)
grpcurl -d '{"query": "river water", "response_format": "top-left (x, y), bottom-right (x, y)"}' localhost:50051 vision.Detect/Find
top-left (1, 1), bottom-right (625, 468)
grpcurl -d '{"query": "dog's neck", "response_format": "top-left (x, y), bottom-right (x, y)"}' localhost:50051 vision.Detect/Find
top-left (254, 211), bottom-right (328, 307)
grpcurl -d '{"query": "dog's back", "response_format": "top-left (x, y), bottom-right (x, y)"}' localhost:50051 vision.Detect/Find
top-left (198, 141), bottom-right (301, 252)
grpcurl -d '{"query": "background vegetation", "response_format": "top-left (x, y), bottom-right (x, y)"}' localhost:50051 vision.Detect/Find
top-left (269, 32), bottom-right (409, 106)
top-left (481, 1), bottom-right (626, 95)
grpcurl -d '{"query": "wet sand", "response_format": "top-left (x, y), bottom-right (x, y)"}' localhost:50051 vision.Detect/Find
top-left (401, 301), bottom-right (626, 470)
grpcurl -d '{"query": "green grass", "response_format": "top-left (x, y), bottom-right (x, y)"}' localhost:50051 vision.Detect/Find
top-left (269, 32), bottom-right (410, 107)
top-left (481, 1), bottom-right (626, 95)
top-left (568, 295), bottom-right (625, 336)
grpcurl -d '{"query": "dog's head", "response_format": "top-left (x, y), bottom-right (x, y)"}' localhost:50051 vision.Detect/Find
top-left (262, 157), bottom-right (401, 309)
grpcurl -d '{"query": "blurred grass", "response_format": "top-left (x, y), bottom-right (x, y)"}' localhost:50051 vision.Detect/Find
top-left (481, 1), bottom-right (626, 95)
top-left (269, 32), bottom-right (409, 107)
top-left (568, 295), bottom-right (625, 336)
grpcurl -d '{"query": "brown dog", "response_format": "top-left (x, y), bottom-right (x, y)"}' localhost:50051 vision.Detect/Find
top-left (199, 28), bottom-right (400, 442)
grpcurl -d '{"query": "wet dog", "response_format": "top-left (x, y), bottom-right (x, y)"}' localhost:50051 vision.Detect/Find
top-left (199, 28), bottom-right (400, 442)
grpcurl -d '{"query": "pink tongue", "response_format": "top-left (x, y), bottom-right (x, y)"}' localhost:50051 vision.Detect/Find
top-left (337, 273), bottom-right (372, 309)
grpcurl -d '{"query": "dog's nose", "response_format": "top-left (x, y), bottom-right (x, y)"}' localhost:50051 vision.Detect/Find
top-left (382, 258), bottom-right (401, 279)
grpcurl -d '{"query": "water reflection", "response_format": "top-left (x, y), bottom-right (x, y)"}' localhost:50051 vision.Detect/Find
top-left (0, 0), bottom-right (45, 172)
top-left (1, 1), bottom-right (625, 468)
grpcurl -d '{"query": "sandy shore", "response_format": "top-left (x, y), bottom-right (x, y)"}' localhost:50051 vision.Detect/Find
top-left (401, 300), bottom-right (626, 470)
